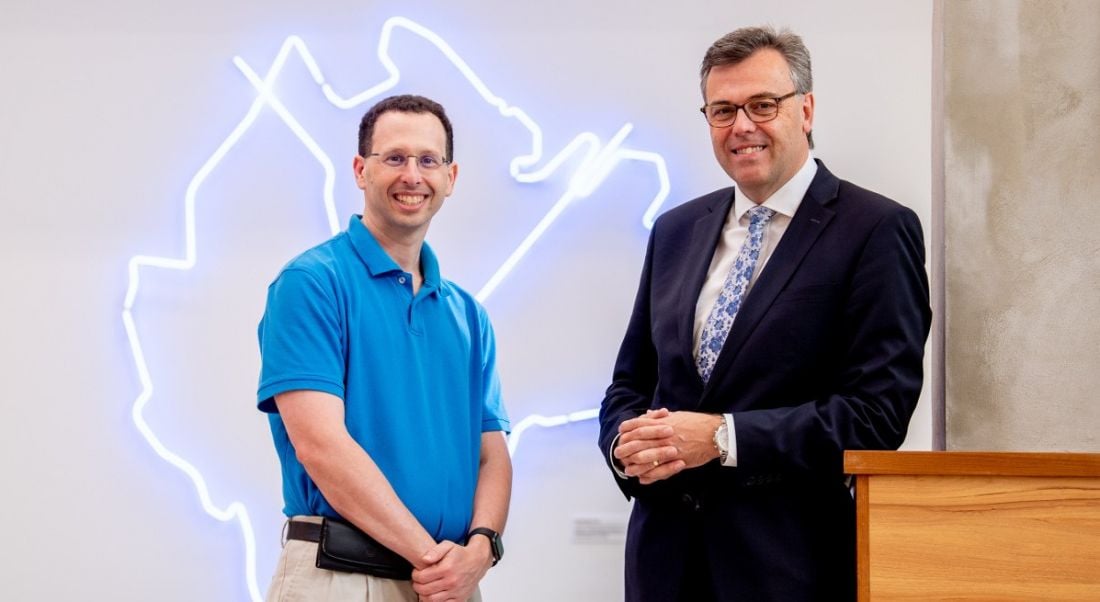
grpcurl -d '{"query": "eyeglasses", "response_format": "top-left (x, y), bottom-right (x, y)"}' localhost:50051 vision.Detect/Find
top-left (700, 91), bottom-right (800, 128)
top-left (367, 152), bottom-right (450, 171)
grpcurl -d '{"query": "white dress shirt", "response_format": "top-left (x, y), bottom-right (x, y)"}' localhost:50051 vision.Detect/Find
top-left (609, 156), bottom-right (817, 479)
top-left (693, 155), bottom-right (817, 467)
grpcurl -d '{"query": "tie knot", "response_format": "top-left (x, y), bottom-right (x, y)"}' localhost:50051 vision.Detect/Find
top-left (748, 205), bottom-right (776, 225)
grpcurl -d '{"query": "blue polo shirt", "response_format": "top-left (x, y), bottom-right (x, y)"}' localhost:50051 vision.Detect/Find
top-left (257, 216), bottom-right (509, 543)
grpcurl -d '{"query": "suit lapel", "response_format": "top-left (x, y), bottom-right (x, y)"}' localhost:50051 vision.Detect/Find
top-left (701, 162), bottom-right (840, 401)
top-left (678, 188), bottom-right (735, 385)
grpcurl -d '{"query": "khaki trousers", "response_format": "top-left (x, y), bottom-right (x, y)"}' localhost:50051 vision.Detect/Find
top-left (266, 517), bottom-right (483, 602)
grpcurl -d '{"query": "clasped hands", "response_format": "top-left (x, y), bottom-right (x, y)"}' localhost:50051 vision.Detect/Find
top-left (411, 537), bottom-right (492, 602)
top-left (614, 408), bottom-right (723, 485)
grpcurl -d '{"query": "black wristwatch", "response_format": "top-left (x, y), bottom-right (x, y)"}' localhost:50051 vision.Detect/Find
top-left (466, 527), bottom-right (503, 566)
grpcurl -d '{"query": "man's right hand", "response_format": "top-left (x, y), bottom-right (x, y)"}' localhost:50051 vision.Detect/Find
top-left (615, 408), bottom-right (688, 484)
top-left (413, 540), bottom-right (456, 571)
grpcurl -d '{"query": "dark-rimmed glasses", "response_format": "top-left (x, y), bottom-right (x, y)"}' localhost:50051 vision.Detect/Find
top-left (700, 91), bottom-right (800, 128)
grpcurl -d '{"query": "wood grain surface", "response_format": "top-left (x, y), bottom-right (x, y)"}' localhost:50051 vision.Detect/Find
top-left (859, 473), bottom-right (1100, 600)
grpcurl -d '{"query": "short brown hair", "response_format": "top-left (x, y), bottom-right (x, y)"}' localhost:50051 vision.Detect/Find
top-left (357, 94), bottom-right (454, 161)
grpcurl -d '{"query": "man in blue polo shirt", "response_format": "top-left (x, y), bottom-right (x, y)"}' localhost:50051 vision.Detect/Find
top-left (257, 94), bottom-right (511, 602)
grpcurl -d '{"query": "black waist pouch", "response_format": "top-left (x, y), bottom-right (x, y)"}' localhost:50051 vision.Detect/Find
top-left (315, 517), bottom-right (414, 580)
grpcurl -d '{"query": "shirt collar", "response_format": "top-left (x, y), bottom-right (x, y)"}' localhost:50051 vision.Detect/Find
top-left (346, 216), bottom-right (446, 295)
top-left (733, 153), bottom-right (817, 221)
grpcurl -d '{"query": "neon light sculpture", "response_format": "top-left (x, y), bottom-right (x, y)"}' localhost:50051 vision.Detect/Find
top-left (123, 16), bottom-right (670, 601)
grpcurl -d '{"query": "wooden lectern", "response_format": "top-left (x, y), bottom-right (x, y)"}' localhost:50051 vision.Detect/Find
top-left (845, 451), bottom-right (1100, 601)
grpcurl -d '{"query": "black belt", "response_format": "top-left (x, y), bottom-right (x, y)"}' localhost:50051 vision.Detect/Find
top-left (286, 520), bottom-right (324, 543)
top-left (286, 518), bottom-right (413, 580)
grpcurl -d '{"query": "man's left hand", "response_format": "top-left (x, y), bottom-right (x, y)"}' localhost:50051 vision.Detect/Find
top-left (411, 538), bottom-right (492, 601)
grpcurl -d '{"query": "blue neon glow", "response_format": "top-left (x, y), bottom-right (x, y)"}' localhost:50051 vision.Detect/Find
top-left (123, 16), bottom-right (670, 601)
top-left (506, 408), bottom-right (601, 456)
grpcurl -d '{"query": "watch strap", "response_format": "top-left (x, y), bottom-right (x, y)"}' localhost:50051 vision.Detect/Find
top-left (466, 527), bottom-right (502, 566)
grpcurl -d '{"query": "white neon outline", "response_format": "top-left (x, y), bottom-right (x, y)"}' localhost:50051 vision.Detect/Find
top-left (506, 408), bottom-right (601, 456)
top-left (123, 16), bottom-right (671, 602)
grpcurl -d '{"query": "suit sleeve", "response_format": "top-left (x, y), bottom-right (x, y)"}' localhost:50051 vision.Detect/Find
top-left (598, 230), bottom-right (659, 498)
top-left (734, 207), bottom-right (931, 475)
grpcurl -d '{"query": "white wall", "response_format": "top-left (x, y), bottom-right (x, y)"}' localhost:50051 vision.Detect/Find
top-left (0, 1), bottom-right (932, 599)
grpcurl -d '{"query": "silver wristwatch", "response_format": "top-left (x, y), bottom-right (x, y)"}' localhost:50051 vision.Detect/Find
top-left (713, 419), bottom-right (729, 464)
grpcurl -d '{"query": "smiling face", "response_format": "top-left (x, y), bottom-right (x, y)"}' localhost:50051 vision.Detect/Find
top-left (353, 110), bottom-right (457, 245)
top-left (704, 48), bottom-right (814, 203)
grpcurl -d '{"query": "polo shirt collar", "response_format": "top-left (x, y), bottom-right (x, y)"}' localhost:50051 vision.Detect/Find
top-left (419, 240), bottom-right (443, 294)
top-left (346, 216), bottom-right (447, 296)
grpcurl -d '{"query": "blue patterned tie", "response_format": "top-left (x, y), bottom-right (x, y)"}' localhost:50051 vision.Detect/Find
top-left (696, 205), bottom-right (776, 383)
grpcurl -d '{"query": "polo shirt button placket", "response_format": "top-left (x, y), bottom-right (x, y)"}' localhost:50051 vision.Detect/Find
top-left (400, 273), bottom-right (423, 334)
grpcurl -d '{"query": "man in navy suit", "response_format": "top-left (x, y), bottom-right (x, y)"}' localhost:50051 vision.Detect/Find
top-left (598, 26), bottom-right (931, 600)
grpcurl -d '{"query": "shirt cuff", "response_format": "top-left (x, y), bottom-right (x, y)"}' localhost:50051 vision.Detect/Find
top-left (722, 413), bottom-right (738, 467)
top-left (609, 432), bottom-right (630, 479)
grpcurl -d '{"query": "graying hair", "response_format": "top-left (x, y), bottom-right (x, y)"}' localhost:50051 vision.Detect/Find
top-left (700, 26), bottom-right (814, 147)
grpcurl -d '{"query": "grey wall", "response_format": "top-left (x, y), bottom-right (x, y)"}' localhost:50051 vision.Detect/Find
top-left (0, 1), bottom-right (932, 599)
top-left (944, 0), bottom-right (1100, 451)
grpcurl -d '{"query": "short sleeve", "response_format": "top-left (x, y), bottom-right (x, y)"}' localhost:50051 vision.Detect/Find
top-left (476, 305), bottom-right (510, 433)
top-left (257, 268), bottom-right (345, 412)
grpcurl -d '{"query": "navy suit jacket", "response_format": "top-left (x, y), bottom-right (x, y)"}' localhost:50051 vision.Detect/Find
top-left (598, 160), bottom-right (931, 601)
